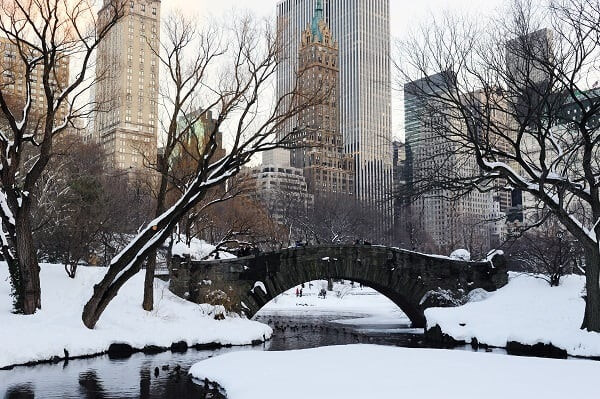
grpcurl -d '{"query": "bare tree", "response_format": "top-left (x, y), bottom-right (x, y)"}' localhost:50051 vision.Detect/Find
top-left (507, 218), bottom-right (584, 286)
top-left (81, 15), bottom-right (329, 329)
top-left (0, 0), bottom-right (125, 313)
top-left (395, 0), bottom-right (600, 331)
top-left (137, 12), bottom-right (228, 311)
top-left (195, 195), bottom-right (287, 254)
top-left (306, 194), bottom-right (380, 245)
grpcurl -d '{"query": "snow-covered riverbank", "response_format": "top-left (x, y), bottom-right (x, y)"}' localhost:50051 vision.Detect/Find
top-left (0, 264), bottom-right (271, 369)
top-left (189, 344), bottom-right (600, 399)
top-left (426, 273), bottom-right (600, 357)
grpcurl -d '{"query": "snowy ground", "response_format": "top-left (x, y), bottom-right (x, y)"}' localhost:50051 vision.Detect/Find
top-left (0, 263), bottom-right (271, 369)
top-left (259, 280), bottom-right (410, 324)
top-left (426, 273), bottom-right (600, 357)
top-left (189, 344), bottom-right (600, 399)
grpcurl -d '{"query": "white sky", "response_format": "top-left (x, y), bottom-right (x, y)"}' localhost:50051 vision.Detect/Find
top-left (165, 0), bottom-right (505, 140)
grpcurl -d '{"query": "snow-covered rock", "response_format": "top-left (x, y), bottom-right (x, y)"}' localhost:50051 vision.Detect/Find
top-left (449, 248), bottom-right (471, 261)
top-left (189, 345), bottom-right (600, 399)
top-left (0, 263), bottom-right (271, 369)
top-left (425, 273), bottom-right (600, 357)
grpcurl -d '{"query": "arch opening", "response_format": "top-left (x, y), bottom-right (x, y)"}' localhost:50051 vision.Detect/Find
top-left (244, 276), bottom-right (426, 328)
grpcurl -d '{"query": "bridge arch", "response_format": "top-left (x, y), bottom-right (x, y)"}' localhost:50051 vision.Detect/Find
top-left (168, 245), bottom-right (508, 328)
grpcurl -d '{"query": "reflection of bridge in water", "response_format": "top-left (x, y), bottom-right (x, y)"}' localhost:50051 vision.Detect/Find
top-left (168, 245), bottom-right (508, 327)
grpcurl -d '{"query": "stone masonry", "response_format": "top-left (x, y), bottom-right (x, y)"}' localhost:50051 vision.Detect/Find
top-left (168, 245), bottom-right (508, 327)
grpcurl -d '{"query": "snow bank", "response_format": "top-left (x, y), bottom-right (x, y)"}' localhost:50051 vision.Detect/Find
top-left (189, 344), bottom-right (600, 399)
top-left (171, 238), bottom-right (236, 261)
top-left (0, 263), bottom-right (271, 369)
top-left (426, 273), bottom-right (600, 357)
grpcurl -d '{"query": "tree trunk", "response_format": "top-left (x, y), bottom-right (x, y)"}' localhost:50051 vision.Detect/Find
top-left (15, 212), bottom-right (41, 314)
top-left (82, 261), bottom-right (143, 329)
top-left (142, 169), bottom-right (168, 311)
top-left (142, 253), bottom-right (156, 311)
top-left (582, 247), bottom-right (600, 332)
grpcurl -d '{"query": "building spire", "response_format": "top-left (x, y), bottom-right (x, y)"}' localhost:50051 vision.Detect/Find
top-left (311, 0), bottom-right (324, 42)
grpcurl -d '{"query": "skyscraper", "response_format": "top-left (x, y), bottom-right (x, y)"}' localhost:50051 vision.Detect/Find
top-left (94, 0), bottom-right (161, 177)
top-left (405, 72), bottom-right (494, 252)
top-left (289, 1), bottom-right (354, 197)
top-left (0, 37), bottom-right (70, 135)
top-left (276, 0), bottom-right (393, 225)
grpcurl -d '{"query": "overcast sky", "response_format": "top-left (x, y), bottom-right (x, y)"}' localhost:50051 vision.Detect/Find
top-left (165, 0), bottom-right (505, 139)
top-left (166, 0), bottom-right (504, 37)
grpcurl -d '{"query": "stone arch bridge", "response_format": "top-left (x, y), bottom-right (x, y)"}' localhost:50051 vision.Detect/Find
top-left (168, 245), bottom-right (508, 327)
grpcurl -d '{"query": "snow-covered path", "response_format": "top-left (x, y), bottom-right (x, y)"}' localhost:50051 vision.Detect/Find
top-left (189, 344), bottom-right (600, 399)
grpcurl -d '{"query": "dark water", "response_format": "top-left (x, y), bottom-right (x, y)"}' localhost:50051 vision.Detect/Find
top-left (1, 311), bottom-right (502, 398)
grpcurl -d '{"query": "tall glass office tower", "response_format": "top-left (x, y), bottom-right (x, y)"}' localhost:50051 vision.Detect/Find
top-left (276, 0), bottom-right (393, 233)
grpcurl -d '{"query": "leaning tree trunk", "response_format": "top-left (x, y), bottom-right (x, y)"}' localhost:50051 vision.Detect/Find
top-left (582, 247), bottom-right (600, 332)
top-left (142, 254), bottom-right (156, 311)
top-left (15, 211), bottom-right (41, 314)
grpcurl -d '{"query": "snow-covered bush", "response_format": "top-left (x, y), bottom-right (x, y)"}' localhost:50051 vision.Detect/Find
top-left (203, 286), bottom-right (242, 317)
top-left (420, 288), bottom-right (466, 308)
top-left (466, 288), bottom-right (491, 303)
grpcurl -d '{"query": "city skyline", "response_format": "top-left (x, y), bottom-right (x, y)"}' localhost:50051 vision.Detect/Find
top-left (167, 0), bottom-right (505, 142)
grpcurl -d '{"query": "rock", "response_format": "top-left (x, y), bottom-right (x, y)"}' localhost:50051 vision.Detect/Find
top-left (213, 312), bottom-right (225, 321)
top-left (142, 345), bottom-right (166, 354)
top-left (470, 337), bottom-right (479, 349)
top-left (506, 341), bottom-right (567, 359)
top-left (424, 325), bottom-right (465, 348)
top-left (170, 341), bottom-right (188, 353)
top-left (107, 343), bottom-right (135, 359)
top-left (194, 342), bottom-right (223, 350)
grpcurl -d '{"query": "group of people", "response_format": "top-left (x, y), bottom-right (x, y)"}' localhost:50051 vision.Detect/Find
top-left (294, 286), bottom-right (328, 298)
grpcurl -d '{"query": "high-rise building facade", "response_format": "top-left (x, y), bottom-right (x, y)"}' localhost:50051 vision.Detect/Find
top-left (94, 0), bottom-right (160, 176)
top-left (405, 72), bottom-right (494, 252)
top-left (289, 1), bottom-right (354, 197)
top-left (0, 37), bottom-right (70, 134)
top-left (234, 162), bottom-right (314, 226)
top-left (276, 0), bottom-right (393, 223)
